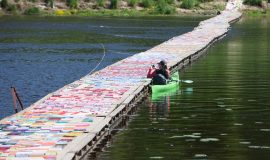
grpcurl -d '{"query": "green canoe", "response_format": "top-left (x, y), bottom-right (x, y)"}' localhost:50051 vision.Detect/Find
top-left (151, 72), bottom-right (180, 100)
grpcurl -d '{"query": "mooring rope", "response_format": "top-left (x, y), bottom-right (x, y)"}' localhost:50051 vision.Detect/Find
top-left (88, 43), bottom-right (106, 75)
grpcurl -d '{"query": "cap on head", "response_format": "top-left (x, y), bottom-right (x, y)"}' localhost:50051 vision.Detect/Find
top-left (158, 60), bottom-right (167, 66)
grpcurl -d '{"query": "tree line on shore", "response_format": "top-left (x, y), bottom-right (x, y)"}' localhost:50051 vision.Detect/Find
top-left (0, 0), bottom-right (269, 16)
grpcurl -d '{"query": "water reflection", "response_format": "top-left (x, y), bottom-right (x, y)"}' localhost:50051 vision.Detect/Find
top-left (149, 96), bottom-right (171, 120)
top-left (149, 81), bottom-right (194, 120)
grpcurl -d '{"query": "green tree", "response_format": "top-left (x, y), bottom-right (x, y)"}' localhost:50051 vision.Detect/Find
top-left (180, 0), bottom-right (198, 9)
top-left (67, 0), bottom-right (78, 9)
top-left (128, 0), bottom-right (137, 7)
top-left (45, 0), bottom-right (54, 8)
top-left (110, 0), bottom-right (118, 9)
top-left (198, 0), bottom-right (213, 2)
top-left (166, 0), bottom-right (174, 5)
top-left (24, 7), bottom-right (40, 15)
top-left (141, 0), bottom-right (153, 8)
top-left (244, 0), bottom-right (262, 6)
top-left (97, 0), bottom-right (104, 7)
top-left (1, 0), bottom-right (8, 9)
top-left (156, 0), bottom-right (175, 14)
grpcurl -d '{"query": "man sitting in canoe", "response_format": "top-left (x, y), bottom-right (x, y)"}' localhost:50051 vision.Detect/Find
top-left (147, 60), bottom-right (170, 85)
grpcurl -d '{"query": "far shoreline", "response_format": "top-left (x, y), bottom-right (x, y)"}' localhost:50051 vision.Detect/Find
top-left (0, 2), bottom-right (270, 18)
top-left (0, 8), bottom-right (220, 18)
top-left (0, 0), bottom-right (226, 17)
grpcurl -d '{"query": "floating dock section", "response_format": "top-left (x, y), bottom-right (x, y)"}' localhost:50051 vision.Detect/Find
top-left (0, 1), bottom-right (242, 159)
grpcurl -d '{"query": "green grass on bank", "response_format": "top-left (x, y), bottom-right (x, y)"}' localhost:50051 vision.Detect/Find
top-left (63, 9), bottom-right (152, 17)
top-left (4, 8), bottom-right (270, 18)
top-left (42, 8), bottom-right (150, 17)
top-left (244, 9), bottom-right (270, 16)
top-left (45, 8), bottom-right (180, 17)
top-left (242, 0), bottom-right (270, 17)
top-left (244, 0), bottom-right (263, 6)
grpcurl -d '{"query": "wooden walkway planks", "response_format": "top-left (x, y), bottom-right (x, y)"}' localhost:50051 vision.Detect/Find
top-left (0, 1), bottom-right (243, 159)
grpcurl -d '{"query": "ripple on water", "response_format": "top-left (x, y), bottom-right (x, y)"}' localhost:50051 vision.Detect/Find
top-left (218, 104), bottom-right (226, 108)
top-left (234, 123), bottom-right (243, 126)
top-left (193, 133), bottom-right (201, 136)
top-left (255, 122), bottom-right (264, 124)
top-left (170, 133), bottom-right (201, 139)
top-left (185, 139), bottom-right (196, 142)
top-left (249, 146), bottom-right (270, 149)
top-left (182, 116), bottom-right (190, 119)
top-left (260, 129), bottom-right (270, 132)
top-left (239, 141), bottom-right (251, 145)
top-left (200, 138), bottom-right (219, 142)
top-left (150, 156), bottom-right (164, 159)
top-left (194, 154), bottom-right (208, 158)
top-left (170, 135), bottom-right (201, 139)
top-left (215, 98), bottom-right (235, 101)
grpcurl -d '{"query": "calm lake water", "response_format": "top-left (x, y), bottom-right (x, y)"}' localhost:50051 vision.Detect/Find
top-left (0, 16), bottom-right (203, 119)
top-left (1, 16), bottom-right (269, 159)
top-left (98, 17), bottom-right (270, 160)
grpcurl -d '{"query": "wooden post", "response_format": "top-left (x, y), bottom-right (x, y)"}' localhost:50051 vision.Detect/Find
top-left (14, 87), bottom-right (24, 110)
top-left (11, 87), bottom-right (18, 113)
top-left (10, 87), bottom-right (24, 113)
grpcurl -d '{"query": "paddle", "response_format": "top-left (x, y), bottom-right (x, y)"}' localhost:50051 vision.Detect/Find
top-left (181, 80), bottom-right (193, 84)
top-left (170, 79), bottom-right (193, 84)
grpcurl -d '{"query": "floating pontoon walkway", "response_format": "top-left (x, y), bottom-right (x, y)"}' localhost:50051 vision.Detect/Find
top-left (0, 1), bottom-right (242, 159)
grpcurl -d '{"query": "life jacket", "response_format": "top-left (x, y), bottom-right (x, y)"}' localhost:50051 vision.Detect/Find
top-left (153, 74), bottom-right (167, 85)
top-left (152, 69), bottom-right (169, 85)
top-left (155, 69), bottom-right (169, 79)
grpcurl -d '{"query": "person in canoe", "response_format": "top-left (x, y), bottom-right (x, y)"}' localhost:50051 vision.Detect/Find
top-left (147, 60), bottom-right (170, 85)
